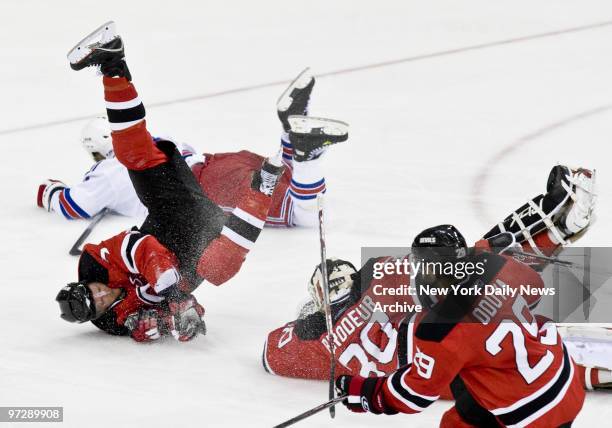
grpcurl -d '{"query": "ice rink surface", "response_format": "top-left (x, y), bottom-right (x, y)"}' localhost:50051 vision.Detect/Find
top-left (1, 1), bottom-right (612, 426)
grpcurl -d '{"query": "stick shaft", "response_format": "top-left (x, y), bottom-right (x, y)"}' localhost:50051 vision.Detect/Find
top-left (273, 396), bottom-right (346, 428)
top-left (69, 208), bottom-right (109, 256)
top-left (317, 195), bottom-right (336, 417)
top-left (507, 248), bottom-right (612, 275)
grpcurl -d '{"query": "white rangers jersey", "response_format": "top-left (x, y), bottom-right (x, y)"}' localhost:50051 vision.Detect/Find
top-left (49, 141), bottom-right (200, 220)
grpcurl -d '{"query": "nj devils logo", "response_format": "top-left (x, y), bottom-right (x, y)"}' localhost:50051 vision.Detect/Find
top-left (128, 275), bottom-right (145, 287)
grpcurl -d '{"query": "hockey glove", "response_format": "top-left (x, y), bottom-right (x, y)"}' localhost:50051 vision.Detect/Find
top-left (124, 308), bottom-right (162, 343)
top-left (162, 295), bottom-right (206, 342)
top-left (335, 375), bottom-right (397, 415)
top-left (37, 179), bottom-right (66, 211)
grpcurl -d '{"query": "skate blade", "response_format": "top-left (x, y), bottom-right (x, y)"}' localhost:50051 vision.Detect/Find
top-left (67, 21), bottom-right (117, 66)
top-left (288, 115), bottom-right (348, 136)
top-left (277, 67), bottom-right (314, 112)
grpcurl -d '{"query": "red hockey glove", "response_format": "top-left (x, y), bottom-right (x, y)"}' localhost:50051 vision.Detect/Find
top-left (162, 295), bottom-right (206, 342)
top-left (124, 308), bottom-right (162, 343)
top-left (335, 375), bottom-right (397, 415)
top-left (37, 179), bottom-right (66, 211)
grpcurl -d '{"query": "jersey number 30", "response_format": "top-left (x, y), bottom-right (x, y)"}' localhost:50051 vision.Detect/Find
top-left (338, 314), bottom-right (398, 377)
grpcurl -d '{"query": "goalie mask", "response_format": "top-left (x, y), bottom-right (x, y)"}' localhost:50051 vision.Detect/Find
top-left (56, 282), bottom-right (98, 323)
top-left (81, 116), bottom-right (113, 162)
top-left (308, 258), bottom-right (357, 311)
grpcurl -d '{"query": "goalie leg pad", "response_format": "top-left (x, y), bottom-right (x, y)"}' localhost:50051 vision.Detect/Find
top-left (483, 165), bottom-right (596, 252)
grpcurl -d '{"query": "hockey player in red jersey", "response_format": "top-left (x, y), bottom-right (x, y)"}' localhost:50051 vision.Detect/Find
top-left (265, 165), bottom-right (601, 426)
top-left (54, 22), bottom-right (348, 342)
top-left (37, 69), bottom-right (344, 227)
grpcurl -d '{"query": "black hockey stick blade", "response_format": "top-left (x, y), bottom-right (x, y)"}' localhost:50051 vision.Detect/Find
top-left (69, 208), bottom-right (109, 256)
top-left (272, 395), bottom-right (347, 428)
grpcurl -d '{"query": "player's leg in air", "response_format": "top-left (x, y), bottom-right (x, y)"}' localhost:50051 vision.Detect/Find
top-left (273, 68), bottom-right (348, 227)
top-left (480, 165), bottom-right (596, 258)
top-left (66, 21), bottom-right (284, 290)
top-left (186, 68), bottom-right (348, 228)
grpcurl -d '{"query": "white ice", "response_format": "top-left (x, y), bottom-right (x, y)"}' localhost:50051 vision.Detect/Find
top-left (1, 1), bottom-right (612, 427)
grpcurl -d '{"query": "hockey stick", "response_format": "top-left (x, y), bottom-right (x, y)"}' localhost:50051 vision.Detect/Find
top-left (68, 208), bottom-right (109, 256)
top-left (507, 248), bottom-right (612, 276)
top-left (317, 194), bottom-right (336, 418)
top-left (272, 395), bottom-right (347, 428)
top-left (507, 248), bottom-right (577, 268)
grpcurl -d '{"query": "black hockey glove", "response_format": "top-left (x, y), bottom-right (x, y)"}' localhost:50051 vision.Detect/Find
top-left (335, 375), bottom-right (397, 415)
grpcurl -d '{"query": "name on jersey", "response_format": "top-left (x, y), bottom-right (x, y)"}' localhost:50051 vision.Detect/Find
top-left (321, 296), bottom-right (377, 352)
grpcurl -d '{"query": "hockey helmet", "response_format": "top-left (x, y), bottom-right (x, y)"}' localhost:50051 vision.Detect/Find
top-left (81, 116), bottom-right (113, 161)
top-left (308, 258), bottom-right (357, 310)
top-left (56, 282), bottom-right (98, 323)
top-left (411, 224), bottom-right (468, 263)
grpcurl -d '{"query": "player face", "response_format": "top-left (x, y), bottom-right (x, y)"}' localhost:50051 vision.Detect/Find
top-left (87, 282), bottom-right (121, 314)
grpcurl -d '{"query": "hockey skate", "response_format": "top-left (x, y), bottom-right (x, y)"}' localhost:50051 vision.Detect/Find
top-left (67, 21), bottom-right (131, 79)
top-left (288, 116), bottom-right (349, 162)
top-left (277, 68), bottom-right (315, 132)
top-left (252, 152), bottom-right (285, 197)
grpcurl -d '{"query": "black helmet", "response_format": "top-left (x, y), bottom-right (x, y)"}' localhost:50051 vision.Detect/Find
top-left (411, 224), bottom-right (468, 262)
top-left (56, 282), bottom-right (97, 323)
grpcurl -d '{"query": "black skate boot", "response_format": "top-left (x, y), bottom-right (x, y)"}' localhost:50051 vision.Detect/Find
top-left (251, 153), bottom-right (285, 197)
top-left (67, 21), bottom-right (131, 80)
top-left (277, 68), bottom-right (315, 133)
top-left (288, 116), bottom-right (349, 162)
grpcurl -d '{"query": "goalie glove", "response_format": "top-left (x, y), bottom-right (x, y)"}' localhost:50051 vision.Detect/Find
top-left (162, 295), bottom-right (206, 342)
top-left (37, 179), bottom-right (66, 212)
top-left (308, 258), bottom-right (357, 311)
top-left (124, 308), bottom-right (162, 343)
top-left (335, 375), bottom-right (397, 415)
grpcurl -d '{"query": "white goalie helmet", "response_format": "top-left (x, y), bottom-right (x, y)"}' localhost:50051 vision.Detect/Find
top-left (308, 258), bottom-right (357, 311)
top-left (81, 116), bottom-right (113, 161)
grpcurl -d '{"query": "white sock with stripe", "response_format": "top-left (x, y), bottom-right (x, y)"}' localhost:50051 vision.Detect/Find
top-left (289, 156), bottom-right (325, 227)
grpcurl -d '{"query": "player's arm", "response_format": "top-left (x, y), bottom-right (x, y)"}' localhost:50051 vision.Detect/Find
top-left (482, 166), bottom-right (595, 258)
top-left (92, 287), bottom-right (205, 343)
top-left (81, 230), bottom-right (182, 300)
top-left (263, 321), bottom-right (339, 379)
top-left (264, 258), bottom-right (360, 377)
top-left (37, 169), bottom-right (114, 219)
top-left (336, 321), bottom-right (467, 415)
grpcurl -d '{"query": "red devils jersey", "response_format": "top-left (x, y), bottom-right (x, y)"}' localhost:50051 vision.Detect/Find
top-left (192, 151), bottom-right (293, 227)
top-left (380, 253), bottom-right (585, 427)
top-left (79, 229), bottom-right (180, 326)
top-left (264, 256), bottom-right (419, 380)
